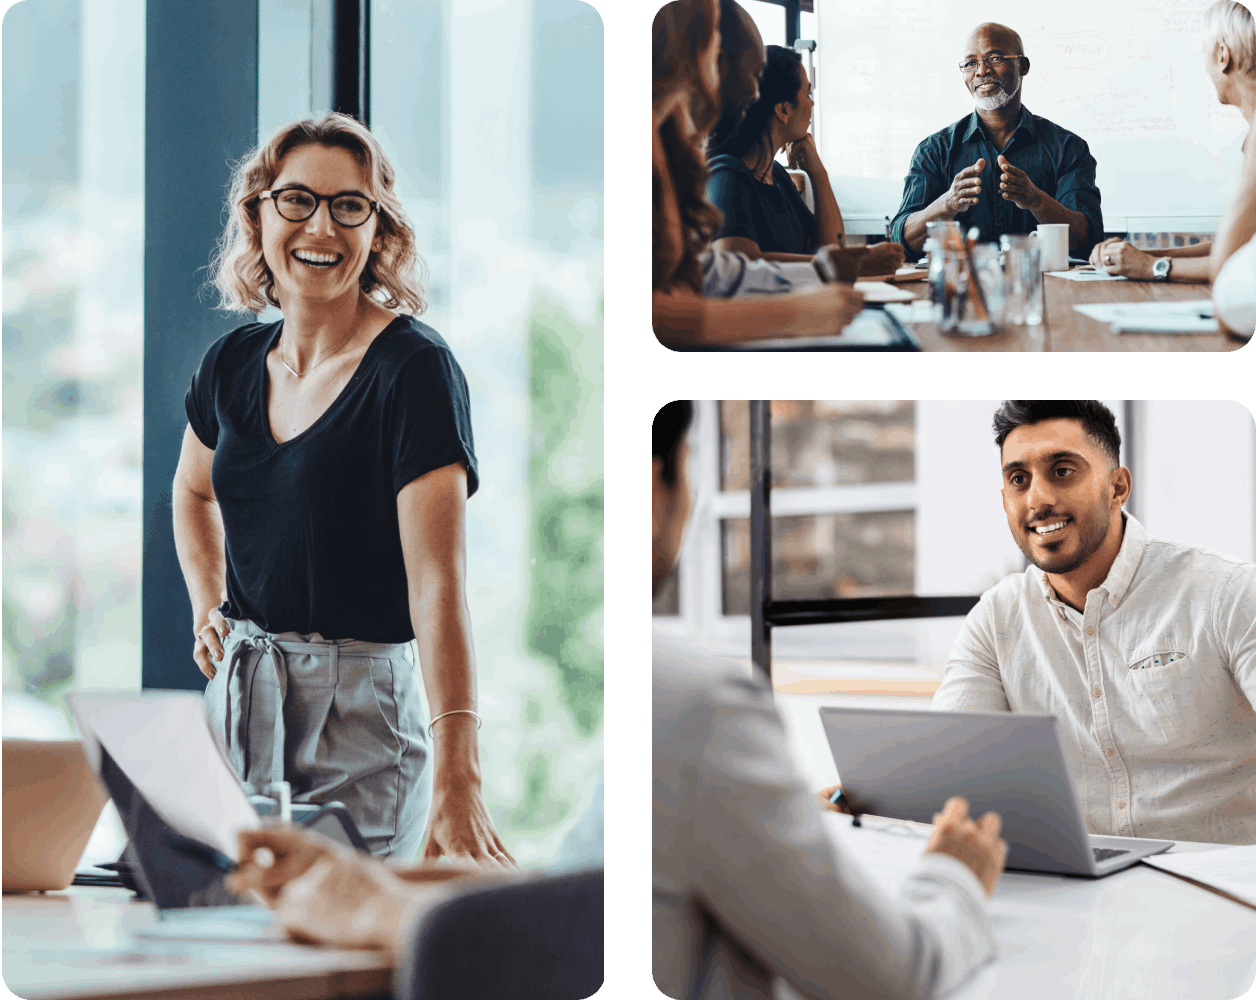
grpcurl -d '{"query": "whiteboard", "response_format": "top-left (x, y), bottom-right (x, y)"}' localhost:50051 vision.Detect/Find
top-left (814, 0), bottom-right (1250, 234)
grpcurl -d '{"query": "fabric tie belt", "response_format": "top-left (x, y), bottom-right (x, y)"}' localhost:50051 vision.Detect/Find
top-left (212, 626), bottom-right (409, 789)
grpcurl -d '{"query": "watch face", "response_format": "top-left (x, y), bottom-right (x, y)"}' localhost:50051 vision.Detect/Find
top-left (1154, 258), bottom-right (1171, 278)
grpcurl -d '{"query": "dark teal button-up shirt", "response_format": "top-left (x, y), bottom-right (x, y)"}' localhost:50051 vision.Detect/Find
top-left (889, 107), bottom-right (1103, 253)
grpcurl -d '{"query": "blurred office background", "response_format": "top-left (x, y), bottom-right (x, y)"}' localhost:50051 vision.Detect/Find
top-left (654, 401), bottom-right (1256, 788)
top-left (4, 0), bottom-right (603, 868)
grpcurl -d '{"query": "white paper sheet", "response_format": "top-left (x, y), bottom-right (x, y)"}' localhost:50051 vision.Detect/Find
top-left (1046, 268), bottom-right (1129, 281)
top-left (824, 813), bottom-right (933, 891)
top-left (853, 280), bottom-right (919, 303)
top-left (1072, 300), bottom-right (1219, 334)
top-left (1142, 844), bottom-right (1256, 908)
top-left (723, 308), bottom-right (909, 350)
top-left (67, 692), bottom-right (259, 861)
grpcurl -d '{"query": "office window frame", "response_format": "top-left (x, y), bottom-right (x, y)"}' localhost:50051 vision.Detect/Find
top-left (654, 401), bottom-right (1134, 678)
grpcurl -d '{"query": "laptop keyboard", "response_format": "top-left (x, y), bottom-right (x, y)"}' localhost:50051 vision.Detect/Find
top-left (1092, 847), bottom-right (1131, 863)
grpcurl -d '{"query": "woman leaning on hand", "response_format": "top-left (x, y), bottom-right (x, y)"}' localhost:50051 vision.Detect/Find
top-left (173, 113), bottom-right (513, 868)
top-left (652, 0), bottom-right (866, 346)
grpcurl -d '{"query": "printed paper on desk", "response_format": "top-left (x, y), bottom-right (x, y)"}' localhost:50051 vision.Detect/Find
top-left (1142, 844), bottom-right (1256, 909)
top-left (1046, 269), bottom-right (1129, 281)
top-left (1073, 300), bottom-right (1219, 333)
top-left (67, 692), bottom-right (259, 861)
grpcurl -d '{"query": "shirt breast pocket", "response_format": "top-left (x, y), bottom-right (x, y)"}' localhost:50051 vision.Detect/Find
top-left (1127, 639), bottom-right (1189, 676)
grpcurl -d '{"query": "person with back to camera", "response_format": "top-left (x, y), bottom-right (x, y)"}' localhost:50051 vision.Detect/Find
top-left (173, 112), bottom-right (513, 868)
top-left (652, 0), bottom-right (868, 346)
top-left (652, 401), bottom-right (1006, 1000)
top-left (1091, 0), bottom-right (1256, 303)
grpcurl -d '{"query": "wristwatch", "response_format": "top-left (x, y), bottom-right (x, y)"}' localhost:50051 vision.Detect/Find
top-left (1152, 257), bottom-right (1172, 282)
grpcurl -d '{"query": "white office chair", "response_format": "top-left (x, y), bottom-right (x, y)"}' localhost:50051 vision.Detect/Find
top-left (397, 868), bottom-right (603, 1000)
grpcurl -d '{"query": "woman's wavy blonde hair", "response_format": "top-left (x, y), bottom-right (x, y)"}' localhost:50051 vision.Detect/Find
top-left (210, 112), bottom-right (426, 314)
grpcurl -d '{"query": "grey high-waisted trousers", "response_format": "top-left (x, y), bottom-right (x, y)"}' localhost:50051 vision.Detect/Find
top-left (204, 616), bottom-right (431, 860)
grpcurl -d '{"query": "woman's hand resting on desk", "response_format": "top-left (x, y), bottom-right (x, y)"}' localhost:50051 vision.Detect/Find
top-left (228, 826), bottom-right (471, 951)
top-left (815, 789), bottom-right (1006, 897)
top-left (813, 244), bottom-right (907, 282)
top-left (1089, 238), bottom-right (1155, 280)
top-left (859, 242), bottom-right (907, 276)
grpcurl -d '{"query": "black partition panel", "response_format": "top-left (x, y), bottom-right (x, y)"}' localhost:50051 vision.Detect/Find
top-left (142, 2), bottom-right (259, 690)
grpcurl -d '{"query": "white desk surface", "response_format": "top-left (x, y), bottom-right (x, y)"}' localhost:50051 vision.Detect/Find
top-left (1, 886), bottom-right (393, 999)
top-left (823, 813), bottom-right (1256, 1000)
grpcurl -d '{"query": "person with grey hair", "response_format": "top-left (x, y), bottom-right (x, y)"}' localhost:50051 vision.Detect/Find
top-left (1090, 0), bottom-right (1256, 303)
top-left (889, 22), bottom-right (1103, 255)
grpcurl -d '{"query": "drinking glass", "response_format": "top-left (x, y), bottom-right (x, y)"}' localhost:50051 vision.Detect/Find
top-left (1000, 234), bottom-right (1043, 326)
top-left (930, 242), bottom-right (1004, 335)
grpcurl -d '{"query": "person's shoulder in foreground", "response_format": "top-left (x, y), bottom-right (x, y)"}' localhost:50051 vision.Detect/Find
top-left (653, 641), bottom-right (998, 1000)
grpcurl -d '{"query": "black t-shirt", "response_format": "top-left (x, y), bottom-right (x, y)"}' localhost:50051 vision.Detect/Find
top-left (184, 314), bottom-right (477, 642)
top-left (706, 154), bottom-right (817, 255)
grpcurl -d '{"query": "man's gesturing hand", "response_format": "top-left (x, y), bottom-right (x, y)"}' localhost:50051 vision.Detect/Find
top-left (943, 159), bottom-right (985, 215)
top-left (997, 155), bottom-right (1043, 211)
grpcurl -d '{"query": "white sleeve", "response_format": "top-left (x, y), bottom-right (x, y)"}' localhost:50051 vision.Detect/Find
top-left (1212, 236), bottom-right (1256, 336)
top-left (665, 672), bottom-right (996, 1000)
top-left (932, 595), bottom-right (1011, 712)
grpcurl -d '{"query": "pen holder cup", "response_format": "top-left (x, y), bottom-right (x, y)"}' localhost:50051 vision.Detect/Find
top-left (929, 241), bottom-right (1005, 335)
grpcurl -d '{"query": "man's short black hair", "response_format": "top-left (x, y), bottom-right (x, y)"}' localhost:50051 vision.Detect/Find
top-left (653, 401), bottom-right (693, 486)
top-left (992, 401), bottom-right (1122, 467)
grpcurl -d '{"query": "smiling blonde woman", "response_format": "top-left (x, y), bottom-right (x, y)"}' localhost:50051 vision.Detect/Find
top-left (174, 113), bottom-right (513, 868)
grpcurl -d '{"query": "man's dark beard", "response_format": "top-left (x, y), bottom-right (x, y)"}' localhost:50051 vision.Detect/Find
top-left (1017, 504), bottom-right (1111, 575)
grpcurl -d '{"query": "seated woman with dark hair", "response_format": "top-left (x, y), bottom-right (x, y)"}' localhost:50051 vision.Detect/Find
top-left (706, 43), bottom-right (905, 276)
top-left (652, 0), bottom-right (865, 346)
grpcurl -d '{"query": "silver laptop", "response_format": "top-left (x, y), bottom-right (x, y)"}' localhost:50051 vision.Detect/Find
top-left (819, 707), bottom-right (1174, 877)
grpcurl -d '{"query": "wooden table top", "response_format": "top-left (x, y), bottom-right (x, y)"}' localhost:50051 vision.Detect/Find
top-left (899, 273), bottom-right (1249, 352)
top-left (2, 886), bottom-right (393, 1000)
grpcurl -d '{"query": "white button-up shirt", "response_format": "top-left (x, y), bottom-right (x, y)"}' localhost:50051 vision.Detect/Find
top-left (655, 641), bottom-right (996, 1000)
top-left (933, 514), bottom-right (1256, 845)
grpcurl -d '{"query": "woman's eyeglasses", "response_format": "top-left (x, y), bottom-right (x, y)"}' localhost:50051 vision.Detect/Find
top-left (259, 188), bottom-right (378, 228)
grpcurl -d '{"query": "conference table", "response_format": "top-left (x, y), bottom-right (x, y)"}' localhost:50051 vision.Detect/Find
top-left (897, 271), bottom-right (1247, 352)
top-left (2, 886), bottom-right (392, 999)
top-left (683, 265), bottom-right (1250, 351)
top-left (824, 813), bottom-right (1256, 999)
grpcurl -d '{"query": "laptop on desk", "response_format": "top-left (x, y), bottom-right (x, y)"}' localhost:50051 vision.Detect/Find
top-left (819, 706), bottom-right (1174, 877)
top-left (3, 739), bottom-right (108, 892)
top-left (66, 691), bottom-right (368, 942)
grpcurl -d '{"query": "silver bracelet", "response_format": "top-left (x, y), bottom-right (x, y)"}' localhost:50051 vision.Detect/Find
top-left (427, 709), bottom-right (483, 738)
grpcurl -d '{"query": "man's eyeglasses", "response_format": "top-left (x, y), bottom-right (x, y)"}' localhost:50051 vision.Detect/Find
top-left (259, 187), bottom-right (378, 228)
top-left (959, 54), bottom-right (1023, 74)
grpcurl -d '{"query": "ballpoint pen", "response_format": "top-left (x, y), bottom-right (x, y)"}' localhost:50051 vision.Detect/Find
top-left (829, 788), bottom-right (936, 834)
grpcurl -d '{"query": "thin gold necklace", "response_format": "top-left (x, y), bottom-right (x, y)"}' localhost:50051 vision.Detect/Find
top-left (279, 329), bottom-right (358, 378)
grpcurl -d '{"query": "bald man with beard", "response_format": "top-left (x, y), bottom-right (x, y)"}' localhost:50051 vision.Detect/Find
top-left (890, 22), bottom-right (1103, 256)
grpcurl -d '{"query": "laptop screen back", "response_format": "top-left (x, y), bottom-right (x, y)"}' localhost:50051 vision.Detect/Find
top-left (2, 739), bottom-right (108, 892)
top-left (820, 707), bottom-right (1094, 874)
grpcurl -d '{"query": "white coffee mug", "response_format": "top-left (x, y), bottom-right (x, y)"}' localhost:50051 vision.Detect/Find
top-left (1029, 224), bottom-right (1069, 272)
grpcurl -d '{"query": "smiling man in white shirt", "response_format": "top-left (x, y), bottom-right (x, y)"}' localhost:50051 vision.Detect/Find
top-left (933, 400), bottom-right (1256, 845)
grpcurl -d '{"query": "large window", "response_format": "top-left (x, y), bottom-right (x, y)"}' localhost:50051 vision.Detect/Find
top-left (3, 0), bottom-right (146, 728)
top-left (654, 401), bottom-right (1117, 667)
top-left (371, 0), bottom-right (604, 867)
